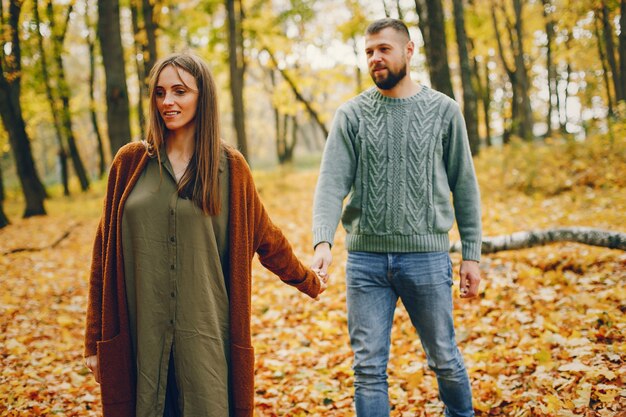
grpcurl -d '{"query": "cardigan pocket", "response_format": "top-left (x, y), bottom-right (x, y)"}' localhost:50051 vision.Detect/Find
top-left (97, 333), bottom-right (134, 404)
top-left (231, 343), bottom-right (255, 411)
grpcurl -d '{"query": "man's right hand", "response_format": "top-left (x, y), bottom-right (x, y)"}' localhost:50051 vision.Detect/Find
top-left (85, 355), bottom-right (100, 384)
top-left (311, 242), bottom-right (332, 283)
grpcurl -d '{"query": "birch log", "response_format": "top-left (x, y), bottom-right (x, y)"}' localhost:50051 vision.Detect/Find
top-left (450, 227), bottom-right (626, 254)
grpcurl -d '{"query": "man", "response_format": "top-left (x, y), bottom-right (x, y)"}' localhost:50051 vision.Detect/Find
top-left (311, 18), bottom-right (481, 417)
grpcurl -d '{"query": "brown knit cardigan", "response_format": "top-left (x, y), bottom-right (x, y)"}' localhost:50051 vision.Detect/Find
top-left (84, 142), bottom-right (321, 417)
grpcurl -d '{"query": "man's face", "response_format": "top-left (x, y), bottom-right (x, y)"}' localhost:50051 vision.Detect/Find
top-left (365, 27), bottom-right (411, 90)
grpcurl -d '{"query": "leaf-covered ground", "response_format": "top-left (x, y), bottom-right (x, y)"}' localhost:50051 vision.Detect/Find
top-left (1, 137), bottom-right (625, 416)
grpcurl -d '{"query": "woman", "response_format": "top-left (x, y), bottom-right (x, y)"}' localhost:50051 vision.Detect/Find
top-left (84, 52), bottom-right (326, 417)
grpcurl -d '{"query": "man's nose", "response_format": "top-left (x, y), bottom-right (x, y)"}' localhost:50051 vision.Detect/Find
top-left (370, 51), bottom-right (383, 63)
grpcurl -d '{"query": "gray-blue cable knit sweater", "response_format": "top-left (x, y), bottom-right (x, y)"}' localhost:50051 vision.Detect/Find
top-left (312, 85), bottom-right (482, 261)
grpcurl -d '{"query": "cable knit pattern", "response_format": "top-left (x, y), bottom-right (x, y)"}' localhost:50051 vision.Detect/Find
top-left (313, 86), bottom-right (482, 261)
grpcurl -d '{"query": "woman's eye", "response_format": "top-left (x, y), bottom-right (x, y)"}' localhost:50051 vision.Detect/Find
top-left (175, 89), bottom-right (186, 95)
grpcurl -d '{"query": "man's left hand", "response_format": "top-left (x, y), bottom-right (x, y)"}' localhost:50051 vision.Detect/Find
top-left (459, 260), bottom-right (481, 298)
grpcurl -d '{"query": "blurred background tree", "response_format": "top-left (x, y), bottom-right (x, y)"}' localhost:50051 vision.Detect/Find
top-left (2, 0), bottom-right (626, 223)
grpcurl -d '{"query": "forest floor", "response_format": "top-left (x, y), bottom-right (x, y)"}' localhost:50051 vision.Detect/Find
top-left (1, 135), bottom-right (625, 416)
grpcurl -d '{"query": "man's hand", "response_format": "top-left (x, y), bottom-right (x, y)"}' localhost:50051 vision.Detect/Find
top-left (311, 242), bottom-right (332, 285)
top-left (313, 270), bottom-right (328, 301)
top-left (459, 260), bottom-right (481, 298)
top-left (85, 355), bottom-right (100, 384)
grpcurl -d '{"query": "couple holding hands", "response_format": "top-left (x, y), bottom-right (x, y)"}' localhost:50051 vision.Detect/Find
top-left (85, 18), bottom-right (481, 417)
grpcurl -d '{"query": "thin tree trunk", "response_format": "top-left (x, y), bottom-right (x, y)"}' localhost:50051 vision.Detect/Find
top-left (382, 0), bottom-right (391, 17)
top-left (619, 0), bottom-right (626, 100)
top-left (226, 0), bottom-right (248, 159)
top-left (33, 0), bottom-right (69, 195)
top-left (542, 0), bottom-right (556, 137)
top-left (482, 58), bottom-right (492, 147)
top-left (278, 115), bottom-right (298, 164)
top-left (288, 116), bottom-right (298, 162)
top-left (264, 48), bottom-right (329, 138)
top-left (85, 0), bottom-right (106, 177)
top-left (452, 0), bottom-right (480, 155)
top-left (351, 36), bottom-right (363, 94)
top-left (490, 0), bottom-right (516, 143)
top-left (0, 164), bottom-right (9, 228)
top-left (414, 0), bottom-right (455, 98)
top-left (48, 1), bottom-right (90, 191)
top-left (142, 0), bottom-right (158, 79)
top-left (595, 14), bottom-right (615, 116)
top-left (600, 1), bottom-right (622, 101)
top-left (0, 0), bottom-right (47, 217)
top-left (396, 0), bottom-right (404, 19)
top-left (558, 42), bottom-right (572, 134)
top-left (512, 0), bottom-right (533, 141)
top-left (98, 0), bottom-right (132, 156)
top-left (450, 227), bottom-right (626, 254)
top-left (130, 0), bottom-right (147, 140)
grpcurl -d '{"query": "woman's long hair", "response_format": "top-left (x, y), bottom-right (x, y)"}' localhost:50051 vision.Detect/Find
top-left (146, 52), bottom-right (223, 215)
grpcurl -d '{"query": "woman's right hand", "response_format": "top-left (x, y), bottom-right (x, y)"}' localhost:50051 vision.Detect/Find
top-left (85, 355), bottom-right (100, 384)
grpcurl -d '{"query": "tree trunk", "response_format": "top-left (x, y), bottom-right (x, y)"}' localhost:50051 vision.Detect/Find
top-left (542, 0), bottom-right (556, 137)
top-left (351, 36), bottom-right (363, 94)
top-left (85, 0), bottom-right (107, 177)
top-left (0, 0), bottom-right (47, 217)
top-left (512, 0), bottom-right (533, 141)
top-left (278, 115), bottom-right (298, 164)
top-left (450, 227), bottom-right (626, 254)
top-left (130, 0), bottom-right (147, 140)
top-left (98, 0), bottom-right (132, 156)
top-left (600, 1), bottom-right (622, 102)
top-left (595, 14), bottom-right (615, 116)
top-left (396, 0), bottom-right (404, 19)
top-left (264, 48), bottom-right (329, 138)
top-left (452, 0), bottom-right (480, 155)
top-left (414, 0), bottom-right (455, 99)
top-left (619, 0), bottom-right (626, 102)
top-left (558, 49), bottom-right (572, 134)
top-left (490, 1), bottom-right (516, 143)
top-left (0, 164), bottom-right (9, 228)
top-left (382, 0), bottom-right (391, 17)
top-left (33, 0), bottom-right (69, 196)
top-left (226, 0), bottom-right (248, 159)
top-left (48, 1), bottom-right (90, 191)
top-left (483, 61), bottom-right (492, 146)
top-left (142, 0), bottom-right (158, 79)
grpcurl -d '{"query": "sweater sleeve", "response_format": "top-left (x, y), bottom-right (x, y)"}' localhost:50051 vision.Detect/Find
top-left (444, 104), bottom-right (482, 261)
top-left (235, 157), bottom-right (321, 299)
top-left (312, 106), bottom-right (357, 247)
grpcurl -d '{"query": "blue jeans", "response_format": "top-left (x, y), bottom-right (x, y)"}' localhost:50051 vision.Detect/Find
top-left (346, 251), bottom-right (474, 417)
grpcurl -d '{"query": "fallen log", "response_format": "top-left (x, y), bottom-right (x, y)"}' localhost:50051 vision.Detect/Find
top-left (450, 227), bottom-right (626, 254)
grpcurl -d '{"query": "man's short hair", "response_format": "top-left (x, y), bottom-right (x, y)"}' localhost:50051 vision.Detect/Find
top-left (365, 18), bottom-right (411, 41)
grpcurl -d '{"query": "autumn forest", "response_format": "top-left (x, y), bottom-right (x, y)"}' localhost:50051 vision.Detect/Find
top-left (0, 0), bottom-right (625, 415)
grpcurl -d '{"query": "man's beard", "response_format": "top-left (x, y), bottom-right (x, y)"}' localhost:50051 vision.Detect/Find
top-left (371, 64), bottom-right (407, 90)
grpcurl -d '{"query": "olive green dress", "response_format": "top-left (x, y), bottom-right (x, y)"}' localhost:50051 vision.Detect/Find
top-left (122, 151), bottom-right (230, 417)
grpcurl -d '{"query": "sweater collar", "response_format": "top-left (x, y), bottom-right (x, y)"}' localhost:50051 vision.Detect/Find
top-left (369, 84), bottom-right (430, 104)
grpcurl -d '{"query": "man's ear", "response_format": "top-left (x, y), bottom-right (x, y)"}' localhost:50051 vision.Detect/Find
top-left (406, 40), bottom-right (415, 61)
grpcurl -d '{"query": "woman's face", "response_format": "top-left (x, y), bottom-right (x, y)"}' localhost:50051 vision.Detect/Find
top-left (155, 65), bottom-right (199, 133)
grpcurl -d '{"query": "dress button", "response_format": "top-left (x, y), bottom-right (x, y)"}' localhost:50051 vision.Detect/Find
top-left (170, 264), bottom-right (175, 270)
top-left (170, 236), bottom-right (175, 243)
top-left (170, 319), bottom-right (174, 325)
top-left (171, 292), bottom-right (175, 298)
top-left (170, 209), bottom-right (174, 215)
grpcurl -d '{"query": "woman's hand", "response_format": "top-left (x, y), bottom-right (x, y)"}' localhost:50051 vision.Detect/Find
top-left (85, 355), bottom-right (100, 384)
top-left (312, 269), bottom-right (328, 300)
